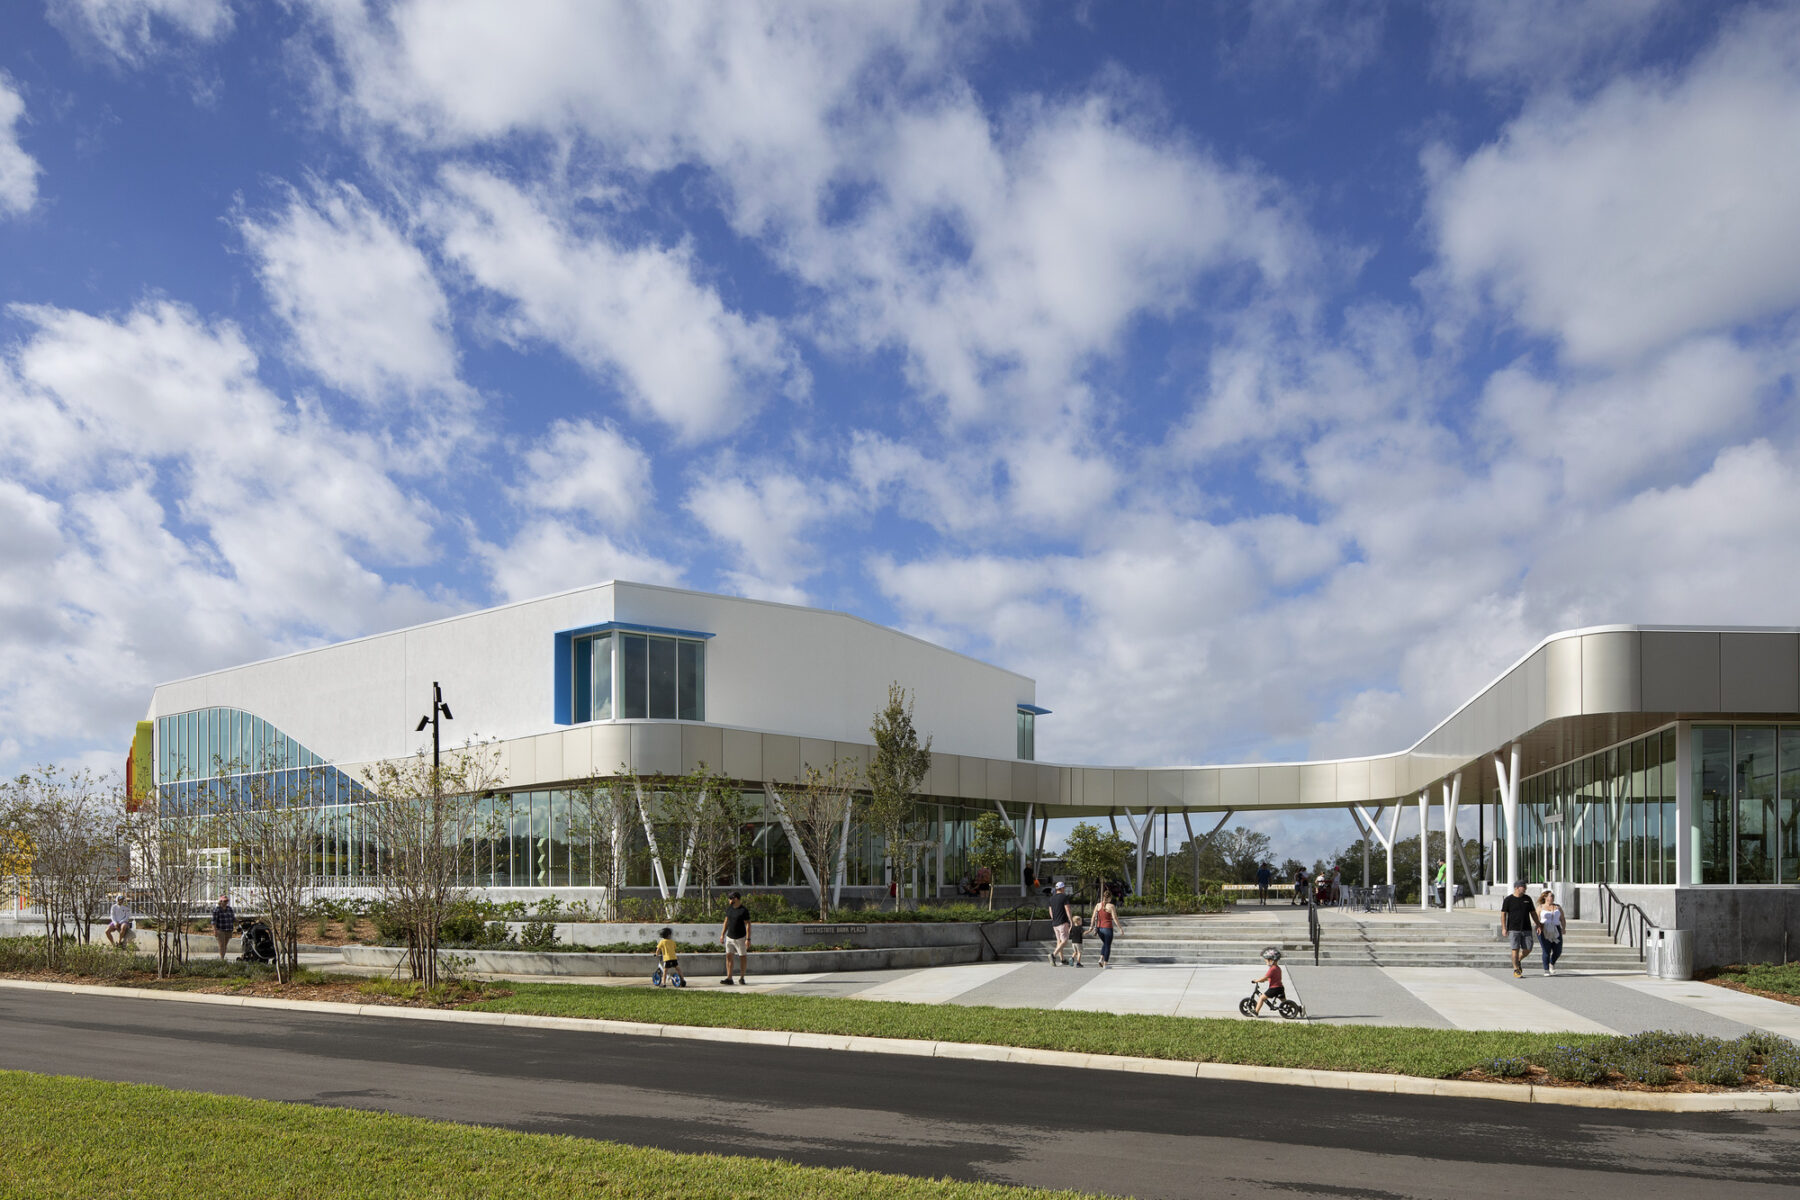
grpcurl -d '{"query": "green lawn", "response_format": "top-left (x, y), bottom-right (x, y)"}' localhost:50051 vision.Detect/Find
top-left (0, 1070), bottom-right (1093, 1200)
top-left (467, 983), bottom-right (1591, 1078)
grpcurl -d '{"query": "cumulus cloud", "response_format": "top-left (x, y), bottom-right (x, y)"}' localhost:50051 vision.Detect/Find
top-left (1427, 8), bottom-right (1800, 365)
top-left (0, 300), bottom-right (451, 758)
top-left (472, 519), bottom-right (683, 603)
top-left (514, 418), bottom-right (653, 525)
top-left (684, 470), bottom-right (859, 603)
top-left (48, 0), bottom-right (234, 64)
top-left (433, 167), bottom-right (800, 441)
top-left (1431, 0), bottom-right (1675, 88)
top-left (240, 181), bottom-right (461, 406)
top-left (0, 76), bottom-right (41, 216)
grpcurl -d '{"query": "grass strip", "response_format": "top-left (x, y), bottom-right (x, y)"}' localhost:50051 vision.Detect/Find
top-left (0, 1070), bottom-right (1092, 1200)
top-left (466, 983), bottom-right (1588, 1078)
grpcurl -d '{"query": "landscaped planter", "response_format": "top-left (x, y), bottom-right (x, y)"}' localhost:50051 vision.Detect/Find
top-left (340, 942), bottom-right (982, 976)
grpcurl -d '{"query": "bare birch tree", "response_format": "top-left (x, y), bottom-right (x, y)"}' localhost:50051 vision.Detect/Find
top-left (767, 758), bottom-right (860, 921)
top-left (362, 740), bottom-right (502, 988)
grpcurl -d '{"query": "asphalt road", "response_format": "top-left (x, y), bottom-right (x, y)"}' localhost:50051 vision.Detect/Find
top-left (2, 989), bottom-right (1798, 1199)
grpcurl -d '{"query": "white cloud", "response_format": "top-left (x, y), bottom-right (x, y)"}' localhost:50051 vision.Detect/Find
top-left (1428, 8), bottom-right (1800, 365)
top-left (433, 167), bottom-right (800, 441)
top-left (684, 469), bottom-right (857, 601)
top-left (47, 0), bottom-right (234, 64)
top-left (1479, 334), bottom-right (1772, 501)
top-left (515, 418), bottom-right (653, 525)
top-left (473, 519), bottom-right (683, 603)
top-left (0, 300), bottom-right (452, 766)
top-left (1431, 0), bottom-right (1674, 88)
top-left (0, 75), bottom-right (41, 216)
top-left (240, 181), bottom-right (461, 406)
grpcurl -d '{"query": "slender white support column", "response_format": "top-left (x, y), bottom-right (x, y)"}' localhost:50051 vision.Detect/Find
top-left (765, 785), bottom-right (822, 897)
top-left (1419, 790), bottom-right (1430, 911)
top-left (1121, 807), bottom-right (1158, 898)
top-left (1386, 806), bottom-right (1401, 888)
top-left (1494, 743), bottom-right (1522, 888)
top-left (1355, 803), bottom-right (1395, 895)
top-left (1359, 811), bottom-right (1371, 888)
top-left (635, 780), bottom-right (671, 900)
top-left (935, 804), bottom-right (946, 897)
top-left (830, 794), bottom-right (855, 909)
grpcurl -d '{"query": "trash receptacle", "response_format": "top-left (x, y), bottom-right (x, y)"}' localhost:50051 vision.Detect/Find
top-left (1661, 928), bottom-right (1695, 981)
top-left (1643, 928), bottom-right (1664, 978)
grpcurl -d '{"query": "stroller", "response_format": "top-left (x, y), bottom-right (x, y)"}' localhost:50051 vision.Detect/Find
top-left (238, 918), bottom-right (277, 965)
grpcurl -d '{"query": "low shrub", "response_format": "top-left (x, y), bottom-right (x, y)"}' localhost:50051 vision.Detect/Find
top-left (1541, 1044), bottom-right (1608, 1084)
top-left (1689, 1051), bottom-right (1746, 1087)
top-left (1484, 1056), bottom-right (1529, 1078)
top-left (1761, 1041), bottom-right (1800, 1086)
top-left (518, 920), bottom-right (559, 950)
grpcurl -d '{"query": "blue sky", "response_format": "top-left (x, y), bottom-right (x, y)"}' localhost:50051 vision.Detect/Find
top-left (3, 1), bottom-right (1798, 864)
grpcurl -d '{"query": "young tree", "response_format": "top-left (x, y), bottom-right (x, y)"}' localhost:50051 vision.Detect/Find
top-left (967, 811), bottom-right (1014, 911)
top-left (128, 784), bottom-right (213, 978)
top-left (864, 684), bottom-right (933, 910)
top-left (678, 765), bottom-right (748, 914)
top-left (1061, 821), bottom-right (1132, 901)
top-left (363, 740), bottom-right (503, 989)
top-left (766, 758), bottom-right (860, 921)
top-left (12, 767), bottom-right (125, 966)
top-left (566, 770), bottom-right (635, 922)
top-left (220, 765), bottom-right (322, 983)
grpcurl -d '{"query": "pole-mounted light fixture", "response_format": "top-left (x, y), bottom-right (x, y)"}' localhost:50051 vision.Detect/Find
top-left (416, 681), bottom-right (453, 775)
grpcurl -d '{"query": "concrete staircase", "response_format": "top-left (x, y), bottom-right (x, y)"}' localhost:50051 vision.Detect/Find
top-left (1003, 907), bottom-right (1647, 970)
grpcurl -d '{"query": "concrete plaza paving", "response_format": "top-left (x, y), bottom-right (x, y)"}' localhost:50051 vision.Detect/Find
top-left (750, 961), bottom-right (1800, 1039)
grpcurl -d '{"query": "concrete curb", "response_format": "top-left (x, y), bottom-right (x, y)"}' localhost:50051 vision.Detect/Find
top-left (1, 978), bottom-right (1794, 1113)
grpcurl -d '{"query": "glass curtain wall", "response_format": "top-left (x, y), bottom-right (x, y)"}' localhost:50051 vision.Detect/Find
top-left (1692, 724), bottom-right (1800, 886)
top-left (1518, 726), bottom-right (1676, 887)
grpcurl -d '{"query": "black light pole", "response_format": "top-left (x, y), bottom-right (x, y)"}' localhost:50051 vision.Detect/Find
top-left (415, 681), bottom-right (453, 776)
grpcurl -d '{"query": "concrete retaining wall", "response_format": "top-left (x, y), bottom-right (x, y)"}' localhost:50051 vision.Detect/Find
top-left (341, 942), bottom-right (984, 977)
top-left (522, 918), bottom-right (1052, 950)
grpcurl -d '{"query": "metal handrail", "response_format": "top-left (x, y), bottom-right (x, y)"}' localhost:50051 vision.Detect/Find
top-left (1596, 881), bottom-right (1655, 963)
top-left (1306, 895), bottom-right (1321, 966)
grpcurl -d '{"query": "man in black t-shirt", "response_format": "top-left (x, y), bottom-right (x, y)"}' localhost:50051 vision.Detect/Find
top-left (1499, 881), bottom-right (1541, 978)
top-left (719, 892), bottom-right (752, 986)
top-left (1047, 883), bottom-right (1073, 965)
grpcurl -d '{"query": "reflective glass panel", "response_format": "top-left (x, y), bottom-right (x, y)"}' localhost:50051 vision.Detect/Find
top-left (573, 636), bottom-right (592, 724)
top-left (677, 640), bottom-right (702, 721)
top-left (592, 634), bottom-right (613, 721)
top-left (1780, 727), bottom-right (1800, 886)
top-left (647, 637), bottom-right (677, 719)
top-left (1696, 726), bottom-right (1734, 884)
top-left (1737, 726), bottom-right (1777, 884)
top-left (622, 635), bottom-right (648, 719)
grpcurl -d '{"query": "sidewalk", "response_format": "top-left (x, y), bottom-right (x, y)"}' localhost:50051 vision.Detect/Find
top-left (758, 961), bottom-right (1800, 1040)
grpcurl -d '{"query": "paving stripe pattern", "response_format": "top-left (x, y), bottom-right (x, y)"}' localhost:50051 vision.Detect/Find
top-left (1379, 967), bottom-right (1619, 1033)
top-left (851, 961), bottom-right (1028, 1003)
top-left (1608, 977), bottom-right (1800, 1041)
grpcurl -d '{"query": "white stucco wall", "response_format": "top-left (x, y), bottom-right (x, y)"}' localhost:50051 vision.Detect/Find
top-left (148, 582), bottom-right (1035, 769)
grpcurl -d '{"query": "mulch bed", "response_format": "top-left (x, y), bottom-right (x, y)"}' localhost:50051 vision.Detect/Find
top-left (1457, 1063), bottom-right (1794, 1093)
top-left (1706, 978), bottom-right (1800, 1009)
top-left (0, 970), bottom-right (511, 1009)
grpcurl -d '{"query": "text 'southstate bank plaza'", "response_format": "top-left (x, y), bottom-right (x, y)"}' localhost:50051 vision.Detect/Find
top-left (128, 580), bottom-right (1800, 967)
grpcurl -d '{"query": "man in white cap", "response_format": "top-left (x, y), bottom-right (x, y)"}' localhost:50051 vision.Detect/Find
top-left (1047, 882), bottom-right (1073, 965)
